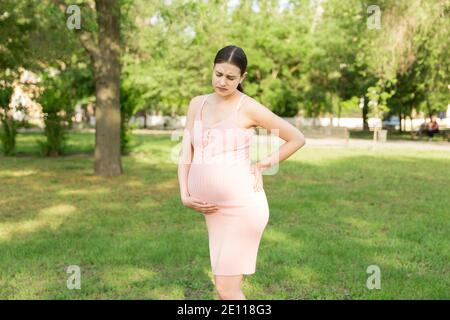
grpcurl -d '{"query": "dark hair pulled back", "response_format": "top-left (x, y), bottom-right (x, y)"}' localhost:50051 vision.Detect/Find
top-left (213, 45), bottom-right (247, 92)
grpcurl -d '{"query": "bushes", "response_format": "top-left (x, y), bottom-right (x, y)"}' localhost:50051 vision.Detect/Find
top-left (120, 108), bottom-right (133, 155)
top-left (0, 81), bottom-right (72, 157)
top-left (37, 111), bottom-right (69, 157)
top-left (120, 80), bottom-right (145, 155)
top-left (36, 76), bottom-right (73, 156)
top-left (35, 64), bottom-right (92, 156)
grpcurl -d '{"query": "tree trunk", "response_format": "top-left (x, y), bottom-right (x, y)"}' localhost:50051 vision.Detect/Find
top-left (143, 112), bottom-right (147, 129)
top-left (338, 103), bottom-right (341, 127)
top-left (402, 112), bottom-right (405, 132)
top-left (94, 0), bottom-right (122, 176)
top-left (52, 0), bottom-right (122, 175)
top-left (362, 98), bottom-right (369, 132)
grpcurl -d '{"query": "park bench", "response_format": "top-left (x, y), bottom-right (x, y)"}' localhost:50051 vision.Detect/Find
top-left (411, 126), bottom-right (450, 142)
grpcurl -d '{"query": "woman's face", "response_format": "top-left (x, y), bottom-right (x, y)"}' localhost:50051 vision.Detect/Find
top-left (212, 62), bottom-right (245, 96)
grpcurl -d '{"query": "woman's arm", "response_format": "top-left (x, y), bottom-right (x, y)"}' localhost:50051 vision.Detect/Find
top-left (177, 96), bottom-right (199, 203)
top-left (244, 98), bottom-right (306, 172)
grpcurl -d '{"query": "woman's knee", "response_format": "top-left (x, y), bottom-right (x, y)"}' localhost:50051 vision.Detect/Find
top-left (216, 287), bottom-right (242, 300)
top-left (214, 275), bottom-right (243, 299)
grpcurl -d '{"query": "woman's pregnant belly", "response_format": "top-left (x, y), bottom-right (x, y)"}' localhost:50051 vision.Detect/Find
top-left (187, 163), bottom-right (256, 204)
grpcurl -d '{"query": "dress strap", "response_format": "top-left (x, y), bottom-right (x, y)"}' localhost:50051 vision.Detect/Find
top-left (236, 94), bottom-right (246, 111)
top-left (198, 94), bottom-right (210, 120)
top-left (233, 94), bottom-right (247, 126)
top-left (198, 93), bottom-right (245, 123)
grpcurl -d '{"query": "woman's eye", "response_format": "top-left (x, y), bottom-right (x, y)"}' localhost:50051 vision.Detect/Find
top-left (215, 73), bottom-right (235, 80)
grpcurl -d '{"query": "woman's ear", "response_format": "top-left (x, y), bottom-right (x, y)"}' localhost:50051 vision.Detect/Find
top-left (240, 72), bottom-right (247, 83)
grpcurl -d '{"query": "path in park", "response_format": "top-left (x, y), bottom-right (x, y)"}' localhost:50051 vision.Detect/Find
top-left (130, 129), bottom-right (450, 152)
top-left (304, 138), bottom-right (450, 151)
top-left (17, 128), bottom-right (450, 152)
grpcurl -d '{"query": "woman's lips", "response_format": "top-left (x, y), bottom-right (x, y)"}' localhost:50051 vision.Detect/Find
top-left (216, 87), bottom-right (227, 91)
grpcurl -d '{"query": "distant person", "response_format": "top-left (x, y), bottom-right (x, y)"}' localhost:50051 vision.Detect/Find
top-left (418, 120), bottom-right (428, 136)
top-left (426, 116), bottom-right (439, 139)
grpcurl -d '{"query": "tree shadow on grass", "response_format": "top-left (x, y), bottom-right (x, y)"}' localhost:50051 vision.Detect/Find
top-left (0, 154), bottom-right (216, 299)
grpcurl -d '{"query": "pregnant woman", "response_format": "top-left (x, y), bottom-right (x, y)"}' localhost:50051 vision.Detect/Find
top-left (178, 45), bottom-right (305, 300)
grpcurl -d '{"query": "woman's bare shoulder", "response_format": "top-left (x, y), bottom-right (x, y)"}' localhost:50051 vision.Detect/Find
top-left (240, 95), bottom-right (269, 128)
top-left (187, 95), bottom-right (207, 114)
top-left (185, 95), bottom-right (211, 126)
top-left (190, 94), bottom-right (210, 109)
top-left (242, 95), bottom-right (268, 114)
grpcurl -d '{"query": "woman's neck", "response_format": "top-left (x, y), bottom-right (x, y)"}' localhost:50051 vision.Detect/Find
top-left (213, 90), bottom-right (242, 103)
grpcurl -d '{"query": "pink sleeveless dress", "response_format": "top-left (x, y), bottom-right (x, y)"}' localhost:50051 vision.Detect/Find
top-left (187, 93), bottom-right (270, 276)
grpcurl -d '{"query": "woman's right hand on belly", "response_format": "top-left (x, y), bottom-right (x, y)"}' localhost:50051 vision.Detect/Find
top-left (182, 196), bottom-right (219, 214)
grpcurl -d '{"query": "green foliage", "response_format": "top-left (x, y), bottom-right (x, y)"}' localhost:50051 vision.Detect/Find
top-left (361, 0), bottom-right (449, 119)
top-left (2, 0), bottom-right (449, 147)
top-left (259, 78), bottom-right (299, 117)
top-left (36, 76), bottom-right (71, 156)
top-left (366, 79), bottom-right (396, 119)
top-left (339, 96), bottom-right (362, 117)
top-left (36, 62), bottom-right (93, 156)
top-left (1, 0), bottom-right (82, 75)
top-left (43, 0), bottom-right (450, 128)
top-left (37, 112), bottom-right (69, 157)
top-left (120, 76), bottom-right (146, 155)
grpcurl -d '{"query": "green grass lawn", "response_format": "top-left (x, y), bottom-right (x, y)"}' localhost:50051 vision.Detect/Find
top-left (0, 131), bottom-right (449, 299)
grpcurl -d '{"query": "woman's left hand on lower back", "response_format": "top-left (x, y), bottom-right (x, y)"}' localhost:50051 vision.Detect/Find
top-left (251, 163), bottom-right (264, 192)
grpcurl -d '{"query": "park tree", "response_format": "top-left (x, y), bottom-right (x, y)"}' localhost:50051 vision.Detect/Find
top-left (123, 0), bottom-right (231, 114)
top-left (0, 0), bottom-right (79, 154)
top-left (52, 0), bottom-right (123, 176)
top-left (411, 0), bottom-right (450, 118)
top-left (233, 0), bottom-right (307, 117)
top-left (0, 1), bottom-right (37, 154)
top-left (361, 0), bottom-right (450, 130)
top-left (126, 0), bottom-right (311, 117)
